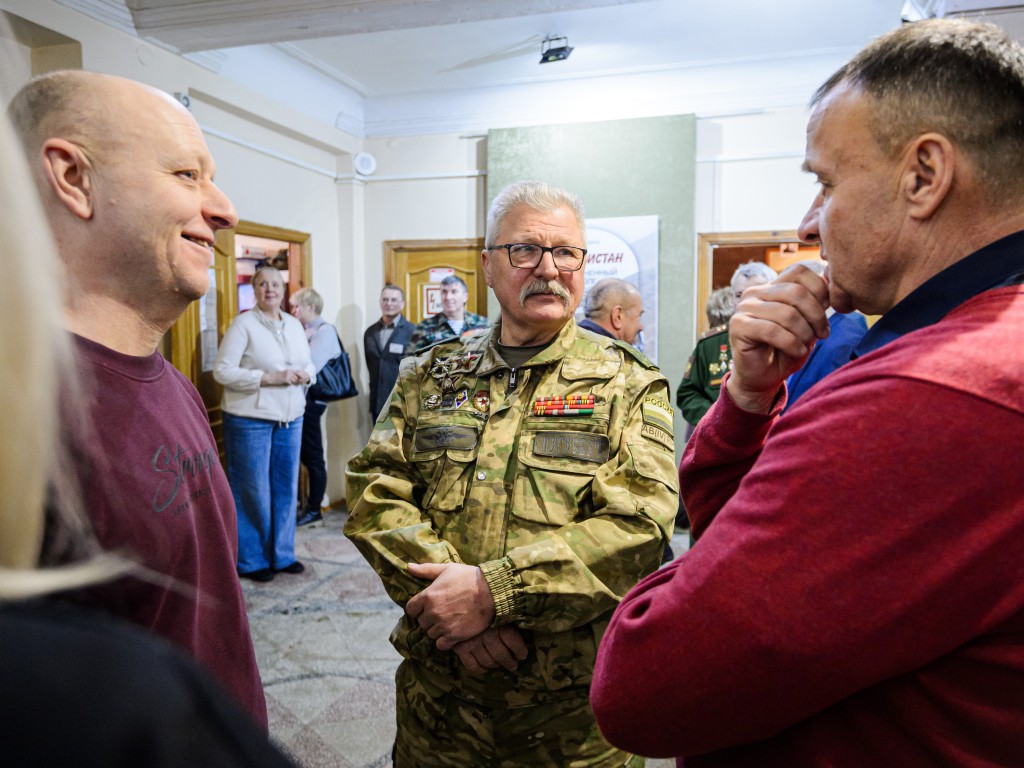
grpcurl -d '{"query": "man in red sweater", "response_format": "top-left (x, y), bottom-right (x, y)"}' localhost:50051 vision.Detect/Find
top-left (592, 19), bottom-right (1024, 767)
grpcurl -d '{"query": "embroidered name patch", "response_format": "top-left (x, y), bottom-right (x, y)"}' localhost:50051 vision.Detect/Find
top-left (533, 431), bottom-right (610, 464)
top-left (414, 425), bottom-right (479, 451)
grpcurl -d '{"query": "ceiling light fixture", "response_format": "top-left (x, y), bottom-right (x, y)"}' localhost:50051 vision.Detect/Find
top-left (540, 35), bottom-right (573, 64)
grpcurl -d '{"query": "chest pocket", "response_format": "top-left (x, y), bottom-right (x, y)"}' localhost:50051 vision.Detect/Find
top-left (410, 411), bottom-right (482, 513)
top-left (513, 416), bottom-right (610, 527)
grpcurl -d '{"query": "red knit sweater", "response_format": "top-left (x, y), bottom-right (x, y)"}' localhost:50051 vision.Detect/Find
top-left (592, 286), bottom-right (1024, 766)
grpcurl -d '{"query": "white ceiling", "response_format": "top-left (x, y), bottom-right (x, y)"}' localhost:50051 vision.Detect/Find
top-left (53, 0), bottom-right (915, 136)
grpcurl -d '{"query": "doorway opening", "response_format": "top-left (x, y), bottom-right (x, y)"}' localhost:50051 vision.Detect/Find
top-left (695, 231), bottom-right (820, 335)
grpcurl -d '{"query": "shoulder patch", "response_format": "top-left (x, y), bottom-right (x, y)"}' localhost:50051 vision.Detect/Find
top-left (640, 396), bottom-right (675, 451)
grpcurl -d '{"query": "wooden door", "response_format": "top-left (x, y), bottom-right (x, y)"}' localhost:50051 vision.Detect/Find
top-left (384, 239), bottom-right (487, 322)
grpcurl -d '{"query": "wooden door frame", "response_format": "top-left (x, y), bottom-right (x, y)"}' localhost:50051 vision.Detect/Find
top-left (384, 238), bottom-right (487, 318)
top-left (695, 230), bottom-right (800, 336)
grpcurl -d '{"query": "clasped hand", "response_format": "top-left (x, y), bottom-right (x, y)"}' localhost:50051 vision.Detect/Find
top-left (406, 562), bottom-right (527, 674)
top-left (727, 264), bottom-right (832, 413)
top-left (261, 368), bottom-right (310, 386)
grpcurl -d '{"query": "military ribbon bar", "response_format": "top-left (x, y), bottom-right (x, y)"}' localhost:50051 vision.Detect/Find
top-left (533, 394), bottom-right (595, 416)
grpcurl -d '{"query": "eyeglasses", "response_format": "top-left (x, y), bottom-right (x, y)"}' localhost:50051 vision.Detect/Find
top-left (488, 243), bottom-right (587, 272)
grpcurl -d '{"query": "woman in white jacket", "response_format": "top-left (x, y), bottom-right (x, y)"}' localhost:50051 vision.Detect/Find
top-left (214, 266), bottom-right (315, 582)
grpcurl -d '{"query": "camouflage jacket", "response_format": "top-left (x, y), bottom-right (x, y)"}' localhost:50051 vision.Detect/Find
top-left (404, 311), bottom-right (491, 355)
top-left (345, 318), bottom-right (678, 706)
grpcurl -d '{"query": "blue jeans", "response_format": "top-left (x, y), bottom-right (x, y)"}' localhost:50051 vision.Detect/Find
top-left (222, 412), bottom-right (303, 573)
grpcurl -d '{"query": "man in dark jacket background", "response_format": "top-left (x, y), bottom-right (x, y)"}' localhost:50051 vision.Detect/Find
top-left (363, 284), bottom-right (414, 421)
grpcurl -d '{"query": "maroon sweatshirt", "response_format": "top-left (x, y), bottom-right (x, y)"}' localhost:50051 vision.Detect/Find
top-left (69, 335), bottom-right (268, 728)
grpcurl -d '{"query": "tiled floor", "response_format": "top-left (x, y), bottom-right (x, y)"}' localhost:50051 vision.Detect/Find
top-left (242, 510), bottom-right (685, 767)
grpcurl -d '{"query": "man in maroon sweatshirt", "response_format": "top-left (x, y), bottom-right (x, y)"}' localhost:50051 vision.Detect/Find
top-left (593, 19), bottom-right (1024, 767)
top-left (10, 70), bottom-right (268, 727)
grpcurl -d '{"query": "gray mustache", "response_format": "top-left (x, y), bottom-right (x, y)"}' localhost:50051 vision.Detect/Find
top-left (519, 279), bottom-right (570, 307)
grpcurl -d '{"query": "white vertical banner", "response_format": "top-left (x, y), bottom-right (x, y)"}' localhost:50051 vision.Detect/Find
top-left (581, 215), bottom-right (659, 363)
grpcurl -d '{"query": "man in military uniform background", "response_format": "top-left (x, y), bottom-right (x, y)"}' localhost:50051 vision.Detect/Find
top-left (404, 274), bottom-right (490, 354)
top-left (346, 180), bottom-right (678, 767)
top-left (676, 262), bottom-right (777, 427)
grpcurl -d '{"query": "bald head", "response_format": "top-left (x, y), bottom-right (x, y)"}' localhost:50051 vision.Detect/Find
top-left (7, 70), bottom-right (237, 355)
top-left (583, 278), bottom-right (644, 344)
top-left (9, 71), bottom-right (186, 167)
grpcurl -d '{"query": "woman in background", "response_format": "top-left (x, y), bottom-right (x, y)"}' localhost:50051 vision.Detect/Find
top-left (0, 75), bottom-right (295, 767)
top-left (214, 266), bottom-right (315, 582)
top-left (289, 287), bottom-right (342, 527)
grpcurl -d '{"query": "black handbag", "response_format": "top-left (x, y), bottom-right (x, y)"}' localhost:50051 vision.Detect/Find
top-left (309, 329), bottom-right (358, 401)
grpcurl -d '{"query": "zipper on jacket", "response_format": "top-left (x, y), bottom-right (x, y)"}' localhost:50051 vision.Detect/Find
top-left (507, 367), bottom-right (518, 393)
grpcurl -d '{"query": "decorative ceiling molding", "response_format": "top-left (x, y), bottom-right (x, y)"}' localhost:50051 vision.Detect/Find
top-left (56, 0), bottom-right (137, 34)
top-left (183, 49), bottom-right (229, 73)
top-left (119, 0), bottom-right (652, 53)
top-left (274, 42), bottom-right (370, 97)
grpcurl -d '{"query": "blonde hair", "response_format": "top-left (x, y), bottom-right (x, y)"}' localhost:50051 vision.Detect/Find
top-left (0, 87), bottom-right (127, 599)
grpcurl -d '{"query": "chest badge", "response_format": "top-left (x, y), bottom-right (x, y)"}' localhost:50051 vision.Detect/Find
top-left (429, 352), bottom-right (481, 394)
top-left (473, 390), bottom-right (490, 411)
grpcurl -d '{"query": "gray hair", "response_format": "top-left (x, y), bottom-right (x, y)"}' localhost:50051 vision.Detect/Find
top-left (381, 283), bottom-right (405, 300)
top-left (440, 274), bottom-right (468, 293)
top-left (252, 265), bottom-right (283, 286)
top-left (485, 181), bottom-right (586, 247)
top-left (290, 287), bottom-right (323, 315)
top-left (730, 261), bottom-right (778, 289)
top-left (705, 287), bottom-right (736, 328)
top-left (584, 278), bottom-right (640, 319)
top-left (814, 18), bottom-right (1024, 206)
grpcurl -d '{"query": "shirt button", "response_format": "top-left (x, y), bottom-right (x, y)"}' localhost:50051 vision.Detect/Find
top-left (476, 471), bottom-right (486, 480)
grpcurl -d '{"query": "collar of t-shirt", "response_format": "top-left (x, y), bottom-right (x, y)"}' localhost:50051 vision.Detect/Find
top-left (446, 317), bottom-right (465, 336)
top-left (853, 228), bottom-right (1024, 359)
top-left (497, 339), bottom-right (556, 370)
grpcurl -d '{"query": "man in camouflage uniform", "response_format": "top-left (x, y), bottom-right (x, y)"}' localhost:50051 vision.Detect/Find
top-left (346, 181), bottom-right (678, 767)
top-left (676, 263), bottom-right (777, 427)
top-left (404, 274), bottom-right (491, 354)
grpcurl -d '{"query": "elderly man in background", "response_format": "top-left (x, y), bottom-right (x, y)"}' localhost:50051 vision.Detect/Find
top-left (346, 180), bottom-right (678, 766)
top-left (579, 277), bottom-right (645, 346)
top-left (676, 261), bottom-right (777, 427)
top-left (404, 274), bottom-right (489, 354)
top-left (364, 283), bottom-right (414, 421)
top-left (9, 71), bottom-right (267, 725)
top-left (593, 19), bottom-right (1024, 765)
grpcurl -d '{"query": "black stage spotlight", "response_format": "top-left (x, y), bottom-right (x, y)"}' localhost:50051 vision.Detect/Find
top-left (540, 35), bottom-right (573, 64)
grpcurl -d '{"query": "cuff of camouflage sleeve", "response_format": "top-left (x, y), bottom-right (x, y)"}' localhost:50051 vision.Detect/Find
top-left (479, 557), bottom-right (523, 624)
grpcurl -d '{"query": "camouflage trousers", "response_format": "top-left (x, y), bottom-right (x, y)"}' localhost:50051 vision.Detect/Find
top-left (393, 660), bottom-right (644, 767)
